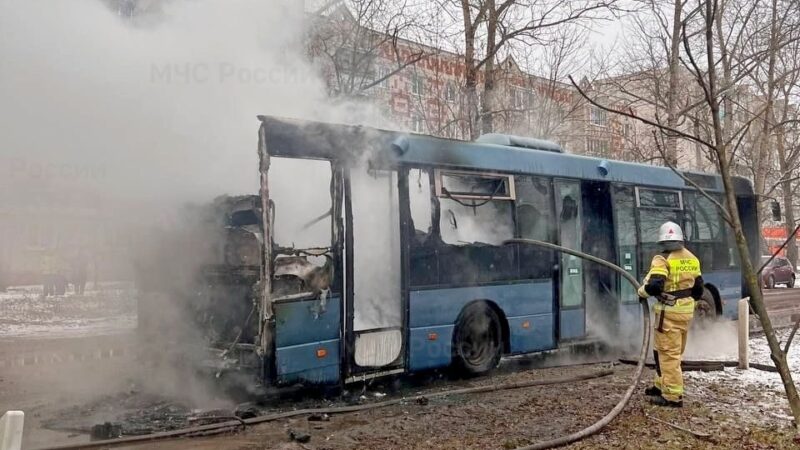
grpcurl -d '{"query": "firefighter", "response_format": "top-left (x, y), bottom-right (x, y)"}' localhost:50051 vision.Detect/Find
top-left (638, 221), bottom-right (704, 407)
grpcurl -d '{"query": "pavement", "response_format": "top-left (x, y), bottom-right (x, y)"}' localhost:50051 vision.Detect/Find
top-left (755, 286), bottom-right (800, 331)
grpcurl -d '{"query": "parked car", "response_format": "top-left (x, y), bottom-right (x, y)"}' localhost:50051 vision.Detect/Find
top-left (761, 255), bottom-right (796, 289)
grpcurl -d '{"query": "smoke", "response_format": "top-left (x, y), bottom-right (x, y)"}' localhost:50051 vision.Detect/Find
top-left (3, 1), bottom-right (335, 204)
top-left (0, 0), bottom-right (405, 415)
top-left (684, 319), bottom-right (738, 360)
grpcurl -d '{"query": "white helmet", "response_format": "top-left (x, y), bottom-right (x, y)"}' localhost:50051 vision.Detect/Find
top-left (658, 221), bottom-right (684, 242)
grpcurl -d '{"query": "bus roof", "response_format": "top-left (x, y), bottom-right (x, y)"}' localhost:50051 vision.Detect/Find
top-left (258, 115), bottom-right (754, 196)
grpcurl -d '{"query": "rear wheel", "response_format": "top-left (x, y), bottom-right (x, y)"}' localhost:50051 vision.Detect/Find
top-left (788, 274), bottom-right (796, 288)
top-left (453, 302), bottom-right (503, 376)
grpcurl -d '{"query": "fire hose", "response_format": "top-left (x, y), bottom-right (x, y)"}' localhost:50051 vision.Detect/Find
top-left (505, 239), bottom-right (650, 450)
top-left (38, 240), bottom-right (650, 450)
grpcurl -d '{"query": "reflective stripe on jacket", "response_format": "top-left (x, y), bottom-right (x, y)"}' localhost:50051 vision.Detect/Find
top-left (638, 247), bottom-right (702, 314)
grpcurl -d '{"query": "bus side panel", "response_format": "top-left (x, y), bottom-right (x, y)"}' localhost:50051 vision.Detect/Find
top-left (559, 309), bottom-right (585, 340)
top-left (618, 302), bottom-right (644, 352)
top-left (407, 281), bottom-right (555, 372)
top-left (274, 296), bottom-right (341, 384)
top-left (703, 270), bottom-right (742, 319)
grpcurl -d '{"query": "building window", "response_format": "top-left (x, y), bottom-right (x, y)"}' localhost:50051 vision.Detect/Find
top-left (445, 82), bottom-right (457, 103)
top-left (411, 73), bottom-right (424, 96)
top-left (587, 138), bottom-right (609, 156)
top-left (623, 123), bottom-right (632, 137)
top-left (590, 107), bottom-right (608, 127)
top-left (374, 65), bottom-right (391, 89)
top-left (512, 88), bottom-right (527, 109)
top-left (411, 114), bottom-right (425, 133)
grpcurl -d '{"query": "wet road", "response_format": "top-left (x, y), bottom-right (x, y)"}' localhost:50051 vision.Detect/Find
top-left (764, 286), bottom-right (800, 312)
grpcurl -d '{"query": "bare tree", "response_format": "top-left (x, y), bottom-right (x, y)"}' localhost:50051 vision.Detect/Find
top-left (436, 0), bottom-right (618, 139)
top-left (308, 2), bottom-right (431, 100)
top-left (742, 0), bottom-right (800, 264)
top-left (571, 0), bottom-right (800, 426)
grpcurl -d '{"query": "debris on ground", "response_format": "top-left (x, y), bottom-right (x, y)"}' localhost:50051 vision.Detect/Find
top-left (287, 428), bottom-right (311, 443)
top-left (89, 422), bottom-right (122, 441)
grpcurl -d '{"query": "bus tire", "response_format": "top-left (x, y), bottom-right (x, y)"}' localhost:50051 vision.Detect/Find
top-left (452, 302), bottom-right (503, 376)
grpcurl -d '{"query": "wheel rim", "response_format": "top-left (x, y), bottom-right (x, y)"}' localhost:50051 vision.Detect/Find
top-left (459, 313), bottom-right (499, 367)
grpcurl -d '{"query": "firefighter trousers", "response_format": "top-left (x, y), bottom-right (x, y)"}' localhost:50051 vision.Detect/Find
top-left (653, 308), bottom-right (693, 402)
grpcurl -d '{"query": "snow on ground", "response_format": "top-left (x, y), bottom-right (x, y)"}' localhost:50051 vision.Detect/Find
top-left (685, 326), bottom-right (800, 426)
top-left (0, 283), bottom-right (137, 339)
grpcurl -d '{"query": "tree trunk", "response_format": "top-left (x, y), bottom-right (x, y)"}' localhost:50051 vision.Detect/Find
top-left (719, 156), bottom-right (800, 427)
top-left (705, 0), bottom-right (800, 427)
top-left (754, 0), bottom-right (780, 232)
top-left (480, 59), bottom-right (496, 135)
top-left (777, 127), bottom-right (798, 266)
top-left (480, 0), bottom-right (498, 135)
top-left (461, 0), bottom-right (480, 141)
top-left (783, 181), bottom-right (798, 267)
top-left (715, 1), bottom-right (734, 143)
top-left (664, 0), bottom-right (683, 167)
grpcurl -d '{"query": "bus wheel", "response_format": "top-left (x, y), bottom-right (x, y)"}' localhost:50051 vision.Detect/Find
top-left (453, 302), bottom-right (502, 375)
top-left (694, 289), bottom-right (718, 325)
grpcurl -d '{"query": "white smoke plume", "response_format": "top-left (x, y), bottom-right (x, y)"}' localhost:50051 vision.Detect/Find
top-left (0, 0), bottom-right (394, 207)
top-left (0, 0), bottom-right (401, 417)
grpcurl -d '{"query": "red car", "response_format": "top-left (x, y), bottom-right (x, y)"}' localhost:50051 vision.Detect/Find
top-left (762, 256), bottom-right (796, 289)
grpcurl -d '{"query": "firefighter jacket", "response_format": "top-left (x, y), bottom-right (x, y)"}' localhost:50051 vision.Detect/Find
top-left (637, 247), bottom-right (703, 315)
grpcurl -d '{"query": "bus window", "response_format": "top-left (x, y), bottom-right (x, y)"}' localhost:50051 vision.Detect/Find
top-left (612, 185), bottom-right (638, 304)
top-left (436, 171), bottom-right (515, 246)
top-left (408, 169), bottom-right (432, 238)
top-left (437, 170), bottom-right (515, 200)
top-left (555, 180), bottom-right (583, 308)
top-left (684, 193), bottom-right (722, 241)
top-left (270, 157), bottom-right (332, 249)
top-left (515, 176), bottom-right (554, 242)
top-left (684, 191), bottom-right (735, 270)
top-left (635, 187), bottom-right (682, 274)
top-left (637, 188), bottom-right (682, 209)
top-left (516, 176), bottom-right (556, 281)
top-left (639, 210), bottom-right (682, 243)
top-left (407, 169), bottom-right (438, 287)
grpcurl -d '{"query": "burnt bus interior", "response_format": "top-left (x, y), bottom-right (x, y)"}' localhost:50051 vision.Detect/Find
top-left (136, 116), bottom-right (759, 389)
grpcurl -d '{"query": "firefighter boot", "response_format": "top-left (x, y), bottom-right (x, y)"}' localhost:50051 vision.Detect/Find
top-left (649, 395), bottom-right (683, 408)
top-left (644, 386), bottom-right (662, 397)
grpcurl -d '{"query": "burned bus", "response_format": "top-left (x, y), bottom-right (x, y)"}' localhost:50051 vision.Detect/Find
top-left (140, 116), bottom-right (760, 388)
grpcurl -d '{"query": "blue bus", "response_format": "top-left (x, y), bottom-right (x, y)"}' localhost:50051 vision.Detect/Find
top-left (246, 115), bottom-right (759, 386)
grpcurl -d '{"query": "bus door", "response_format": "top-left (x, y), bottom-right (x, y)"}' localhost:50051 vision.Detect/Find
top-left (580, 181), bottom-right (618, 341)
top-left (611, 185), bottom-right (642, 351)
top-left (345, 165), bottom-right (405, 379)
top-left (555, 180), bottom-right (585, 340)
top-left (628, 187), bottom-right (684, 349)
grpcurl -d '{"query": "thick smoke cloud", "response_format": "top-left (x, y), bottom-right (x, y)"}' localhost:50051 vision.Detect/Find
top-left (0, 0), bottom-right (374, 205)
top-left (0, 0), bottom-right (399, 412)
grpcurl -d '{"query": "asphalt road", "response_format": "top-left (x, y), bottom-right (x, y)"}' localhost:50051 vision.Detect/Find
top-left (763, 286), bottom-right (800, 311)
